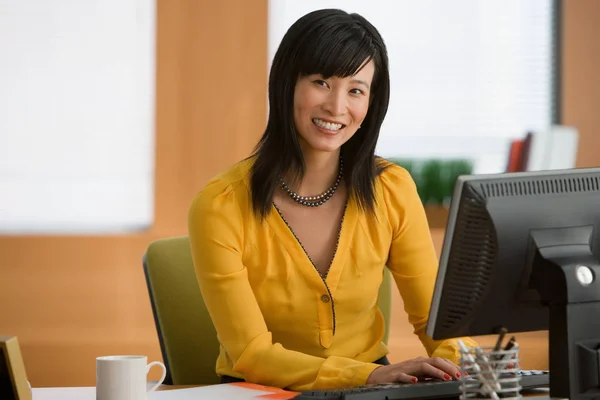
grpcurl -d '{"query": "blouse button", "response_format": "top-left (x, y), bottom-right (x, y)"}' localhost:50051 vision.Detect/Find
top-left (320, 294), bottom-right (330, 303)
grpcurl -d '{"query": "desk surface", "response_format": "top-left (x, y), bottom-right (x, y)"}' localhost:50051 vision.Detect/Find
top-left (32, 383), bottom-right (299, 399)
top-left (32, 385), bottom-right (551, 400)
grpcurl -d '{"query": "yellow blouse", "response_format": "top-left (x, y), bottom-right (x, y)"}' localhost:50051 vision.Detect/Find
top-left (188, 158), bottom-right (477, 391)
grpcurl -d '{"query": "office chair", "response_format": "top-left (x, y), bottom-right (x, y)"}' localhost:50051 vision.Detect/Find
top-left (143, 236), bottom-right (393, 385)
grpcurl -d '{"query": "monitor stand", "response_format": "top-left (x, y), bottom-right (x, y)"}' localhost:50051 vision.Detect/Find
top-left (528, 226), bottom-right (600, 400)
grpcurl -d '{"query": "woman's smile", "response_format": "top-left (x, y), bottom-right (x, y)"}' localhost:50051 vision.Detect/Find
top-left (312, 118), bottom-right (345, 134)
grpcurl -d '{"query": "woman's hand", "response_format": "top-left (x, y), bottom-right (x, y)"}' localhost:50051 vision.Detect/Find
top-left (366, 356), bottom-right (461, 384)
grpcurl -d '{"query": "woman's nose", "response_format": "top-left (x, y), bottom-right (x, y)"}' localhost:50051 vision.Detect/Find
top-left (322, 91), bottom-right (346, 116)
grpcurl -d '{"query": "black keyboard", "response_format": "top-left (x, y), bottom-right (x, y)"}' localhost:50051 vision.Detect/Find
top-left (295, 370), bottom-right (549, 400)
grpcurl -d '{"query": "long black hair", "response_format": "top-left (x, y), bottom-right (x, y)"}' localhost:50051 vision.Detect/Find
top-left (250, 9), bottom-right (391, 219)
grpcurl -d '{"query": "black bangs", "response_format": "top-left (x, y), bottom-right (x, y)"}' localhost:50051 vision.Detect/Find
top-left (296, 20), bottom-right (376, 80)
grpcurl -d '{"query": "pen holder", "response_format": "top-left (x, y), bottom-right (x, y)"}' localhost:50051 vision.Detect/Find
top-left (459, 344), bottom-right (521, 400)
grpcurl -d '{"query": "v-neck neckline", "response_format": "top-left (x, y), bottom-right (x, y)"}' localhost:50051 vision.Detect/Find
top-left (273, 202), bottom-right (347, 280)
top-left (267, 198), bottom-right (358, 293)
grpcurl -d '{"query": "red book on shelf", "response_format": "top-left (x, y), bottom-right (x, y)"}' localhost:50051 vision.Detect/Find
top-left (517, 132), bottom-right (534, 172)
top-left (506, 139), bottom-right (524, 172)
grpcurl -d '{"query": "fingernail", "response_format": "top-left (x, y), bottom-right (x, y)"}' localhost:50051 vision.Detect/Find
top-left (455, 372), bottom-right (461, 379)
top-left (444, 374), bottom-right (451, 380)
top-left (411, 377), bottom-right (418, 383)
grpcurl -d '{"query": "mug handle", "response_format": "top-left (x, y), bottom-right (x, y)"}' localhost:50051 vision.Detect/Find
top-left (146, 361), bottom-right (167, 393)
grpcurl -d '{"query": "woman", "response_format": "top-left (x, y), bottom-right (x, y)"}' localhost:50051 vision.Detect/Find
top-left (188, 8), bottom-right (477, 391)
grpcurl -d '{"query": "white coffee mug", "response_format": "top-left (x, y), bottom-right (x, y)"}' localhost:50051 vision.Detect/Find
top-left (96, 355), bottom-right (167, 400)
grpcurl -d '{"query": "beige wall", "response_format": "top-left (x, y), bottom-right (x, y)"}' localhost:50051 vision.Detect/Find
top-left (0, 0), bottom-right (598, 387)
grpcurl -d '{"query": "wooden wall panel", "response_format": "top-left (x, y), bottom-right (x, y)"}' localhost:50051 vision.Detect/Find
top-left (0, 0), bottom-right (267, 387)
top-left (153, 0), bottom-right (268, 234)
top-left (562, 0), bottom-right (600, 168)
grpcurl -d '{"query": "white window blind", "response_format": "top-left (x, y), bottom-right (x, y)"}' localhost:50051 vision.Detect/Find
top-left (0, 0), bottom-right (156, 234)
top-left (268, 0), bottom-right (556, 174)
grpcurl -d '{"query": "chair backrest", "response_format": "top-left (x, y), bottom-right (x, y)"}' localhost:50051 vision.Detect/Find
top-left (143, 236), bottom-right (393, 385)
top-left (143, 236), bottom-right (221, 385)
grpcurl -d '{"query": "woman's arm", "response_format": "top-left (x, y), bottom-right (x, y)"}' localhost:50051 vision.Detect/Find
top-left (188, 180), bottom-right (380, 391)
top-left (381, 165), bottom-right (479, 362)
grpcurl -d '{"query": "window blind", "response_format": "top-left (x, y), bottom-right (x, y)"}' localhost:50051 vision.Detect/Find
top-left (268, 0), bottom-right (556, 174)
top-left (0, 0), bottom-right (156, 234)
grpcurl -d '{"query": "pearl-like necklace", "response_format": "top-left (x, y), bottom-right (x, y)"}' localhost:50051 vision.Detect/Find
top-left (279, 157), bottom-right (343, 207)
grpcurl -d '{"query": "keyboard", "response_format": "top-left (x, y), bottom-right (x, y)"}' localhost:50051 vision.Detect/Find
top-left (295, 370), bottom-right (549, 400)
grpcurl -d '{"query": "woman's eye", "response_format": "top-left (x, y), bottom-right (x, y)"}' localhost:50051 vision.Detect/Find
top-left (350, 88), bottom-right (364, 95)
top-left (314, 80), bottom-right (329, 87)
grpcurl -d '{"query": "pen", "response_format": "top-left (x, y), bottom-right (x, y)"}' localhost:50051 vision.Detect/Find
top-left (503, 336), bottom-right (516, 351)
top-left (493, 328), bottom-right (507, 352)
top-left (499, 336), bottom-right (517, 370)
top-left (491, 328), bottom-right (507, 363)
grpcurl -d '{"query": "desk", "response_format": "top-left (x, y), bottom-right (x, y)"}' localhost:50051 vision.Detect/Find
top-left (31, 385), bottom-right (550, 400)
top-left (32, 383), bottom-right (299, 399)
top-left (32, 385), bottom-right (196, 399)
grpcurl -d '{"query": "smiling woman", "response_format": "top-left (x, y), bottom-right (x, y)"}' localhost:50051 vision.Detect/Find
top-left (188, 8), bottom-right (478, 392)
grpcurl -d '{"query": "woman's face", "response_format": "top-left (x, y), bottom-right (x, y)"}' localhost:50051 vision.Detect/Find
top-left (293, 60), bottom-right (375, 155)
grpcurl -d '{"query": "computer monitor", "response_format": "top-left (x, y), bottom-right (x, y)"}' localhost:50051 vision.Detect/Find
top-left (426, 167), bottom-right (600, 400)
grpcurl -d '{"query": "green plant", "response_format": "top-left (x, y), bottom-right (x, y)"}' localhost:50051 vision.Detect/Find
top-left (388, 157), bottom-right (473, 206)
